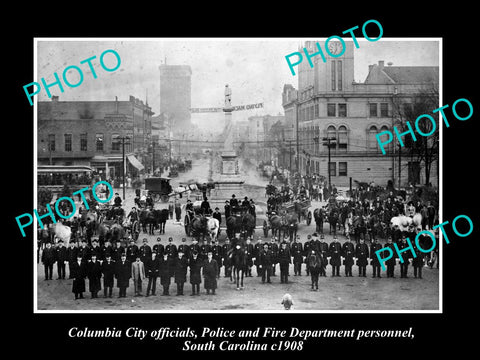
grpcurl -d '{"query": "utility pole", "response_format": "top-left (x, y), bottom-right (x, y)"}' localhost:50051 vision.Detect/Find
top-left (118, 136), bottom-right (130, 200)
top-left (322, 137), bottom-right (337, 189)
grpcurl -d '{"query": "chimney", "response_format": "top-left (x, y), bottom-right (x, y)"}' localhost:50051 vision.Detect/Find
top-left (378, 60), bottom-right (385, 68)
top-left (51, 95), bottom-right (59, 102)
top-left (368, 65), bottom-right (374, 72)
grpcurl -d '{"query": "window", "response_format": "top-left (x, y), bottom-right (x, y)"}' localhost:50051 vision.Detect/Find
top-left (380, 103), bottom-right (388, 117)
top-left (64, 134), bottom-right (72, 152)
top-left (80, 133), bottom-right (87, 151)
top-left (338, 104), bottom-right (347, 117)
top-left (331, 61), bottom-right (336, 91)
top-left (370, 103), bottom-right (378, 117)
top-left (111, 134), bottom-right (120, 151)
top-left (329, 162), bottom-right (336, 177)
top-left (380, 125), bottom-right (390, 152)
top-left (337, 60), bottom-right (342, 91)
top-left (48, 134), bottom-right (55, 151)
top-left (327, 125), bottom-right (337, 149)
top-left (339, 162), bottom-right (347, 176)
top-left (96, 133), bottom-right (104, 151)
top-left (368, 125), bottom-right (378, 150)
top-left (327, 104), bottom-right (336, 117)
top-left (338, 125), bottom-right (348, 150)
top-left (314, 103), bottom-right (319, 118)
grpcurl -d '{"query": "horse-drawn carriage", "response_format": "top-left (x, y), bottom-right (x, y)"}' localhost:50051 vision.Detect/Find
top-left (277, 198), bottom-right (312, 225)
top-left (144, 177), bottom-right (173, 202)
top-left (184, 201), bottom-right (220, 240)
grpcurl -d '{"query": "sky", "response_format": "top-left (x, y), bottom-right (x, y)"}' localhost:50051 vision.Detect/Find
top-left (35, 38), bottom-right (440, 126)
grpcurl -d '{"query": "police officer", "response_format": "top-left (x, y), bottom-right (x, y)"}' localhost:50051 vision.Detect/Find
top-left (355, 236), bottom-right (370, 277)
top-left (291, 235), bottom-right (303, 276)
top-left (278, 242), bottom-right (291, 284)
top-left (222, 238), bottom-right (232, 278)
top-left (178, 238), bottom-right (190, 261)
top-left (153, 237), bottom-right (164, 257)
top-left (342, 236), bottom-right (355, 277)
top-left (329, 236), bottom-right (342, 277)
top-left (370, 237), bottom-right (383, 278)
top-left (55, 240), bottom-right (67, 280)
top-left (139, 238), bottom-right (152, 263)
top-left (317, 234), bottom-right (329, 277)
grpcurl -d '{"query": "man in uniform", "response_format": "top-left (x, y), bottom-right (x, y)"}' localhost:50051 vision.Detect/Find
top-left (210, 240), bottom-right (222, 278)
top-left (384, 237), bottom-right (397, 278)
top-left (90, 239), bottom-right (102, 260)
top-left (77, 239), bottom-right (91, 262)
top-left (398, 235), bottom-right (412, 278)
top-left (259, 243), bottom-right (273, 284)
top-left (55, 240), bottom-right (67, 280)
top-left (412, 228), bottom-right (425, 279)
top-left (139, 238), bottom-right (152, 263)
top-left (189, 238), bottom-right (201, 260)
top-left (174, 250), bottom-right (188, 295)
top-left (329, 236), bottom-right (342, 277)
top-left (153, 237), bottom-right (164, 257)
top-left (278, 241), bottom-right (291, 284)
top-left (245, 238), bottom-right (254, 277)
top-left (177, 237), bottom-right (190, 260)
top-left (112, 240), bottom-right (125, 262)
top-left (355, 236), bottom-right (370, 277)
top-left (203, 251), bottom-right (218, 295)
top-left (66, 241), bottom-right (78, 279)
top-left (100, 240), bottom-right (113, 261)
top-left (291, 235), bottom-right (303, 276)
top-left (303, 234), bottom-right (313, 276)
top-left (342, 236), bottom-right (355, 277)
top-left (200, 239), bottom-right (211, 262)
top-left (189, 251), bottom-right (203, 296)
top-left (318, 234), bottom-right (329, 277)
top-left (254, 238), bottom-right (264, 277)
top-left (165, 237), bottom-right (177, 277)
top-left (126, 239), bottom-right (139, 263)
top-left (268, 237), bottom-right (279, 276)
top-left (370, 237), bottom-right (383, 278)
top-left (222, 238), bottom-right (232, 278)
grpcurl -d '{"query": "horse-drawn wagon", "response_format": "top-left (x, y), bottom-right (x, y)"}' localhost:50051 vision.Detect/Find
top-left (144, 177), bottom-right (173, 202)
top-left (277, 198), bottom-right (312, 225)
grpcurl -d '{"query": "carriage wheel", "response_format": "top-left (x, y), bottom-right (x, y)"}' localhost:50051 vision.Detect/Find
top-left (161, 194), bottom-right (169, 202)
top-left (307, 211), bottom-right (312, 225)
top-left (184, 215), bottom-right (191, 236)
top-left (263, 220), bottom-right (269, 237)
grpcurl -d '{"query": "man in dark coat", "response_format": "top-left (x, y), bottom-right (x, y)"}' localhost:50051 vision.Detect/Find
top-left (41, 242), bottom-right (56, 280)
top-left (102, 255), bottom-right (116, 298)
top-left (158, 253), bottom-right (172, 296)
top-left (115, 254), bottom-right (131, 298)
top-left (203, 251), bottom-right (218, 294)
top-left (229, 194), bottom-right (239, 214)
top-left (412, 229), bottom-right (425, 279)
top-left (268, 237), bottom-right (279, 276)
top-left (224, 200), bottom-right (231, 220)
top-left (253, 238), bottom-right (263, 277)
top-left (139, 238), bottom-right (152, 263)
top-left (245, 238), bottom-right (254, 277)
top-left (370, 238), bottom-right (383, 278)
top-left (259, 243), bottom-right (274, 284)
top-left (329, 236), bottom-right (342, 277)
top-left (212, 207), bottom-right (222, 226)
top-left (145, 252), bottom-right (160, 296)
top-left (317, 234), bottom-right (329, 277)
top-left (303, 234), bottom-right (313, 276)
top-left (87, 254), bottom-right (102, 298)
top-left (54, 240), bottom-right (67, 279)
top-left (210, 240), bottom-right (222, 278)
top-left (126, 239), bottom-right (139, 263)
top-left (384, 237), bottom-right (397, 278)
top-left (100, 240), bottom-right (114, 261)
top-left (189, 251), bottom-right (203, 296)
top-left (189, 238), bottom-right (201, 260)
top-left (278, 242), bottom-right (291, 284)
top-left (177, 238), bottom-right (190, 262)
top-left (342, 237), bottom-right (355, 277)
top-left (112, 240), bottom-right (125, 262)
top-left (71, 254), bottom-right (86, 299)
top-left (222, 238), bottom-right (232, 278)
top-left (355, 237), bottom-right (370, 277)
top-left (398, 236), bottom-right (412, 278)
top-left (153, 237), bottom-right (164, 257)
top-left (291, 235), bottom-right (303, 276)
top-left (66, 241), bottom-right (78, 279)
top-left (174, 251), bottom-right (188, 295)
top-left (200, 240), bottom-right (211, 262)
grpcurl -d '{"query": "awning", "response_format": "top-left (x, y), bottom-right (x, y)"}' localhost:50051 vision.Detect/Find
top-left (127, 154), bottom-right (145, 171)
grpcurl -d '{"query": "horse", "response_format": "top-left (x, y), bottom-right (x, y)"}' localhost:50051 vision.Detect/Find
top-left (328, 209), bottom-right (339, 235)
top-left (313, 208), bottom-right (325, 234)
top-left (352, 214), bottom-right (367, 243)
top-left (226, 214), bottom-right (243, 240)
top-left (230, 245), bottom-right (247, 290)
top-left (139, 208), bottom-right (159, 235)
top-left (206, 217), bottom-right (220, 242)
top-left (266, 213), bottom-right (284, 238)
top-left (54, 222), bottom-right (72, 244)
top-left (190, 214), bottom-right (209, 241)
top-left (157, 209), bottom-right (169, 234)
top-left (282, 213), bottom-right (298, 241)
top-left (241, 212), bottom-right (256, 240)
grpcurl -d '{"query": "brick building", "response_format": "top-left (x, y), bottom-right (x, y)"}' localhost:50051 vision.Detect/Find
top-left (37, 95), bottom-right (154, 180)
top-left (283, 40), bottom-right (439, 188)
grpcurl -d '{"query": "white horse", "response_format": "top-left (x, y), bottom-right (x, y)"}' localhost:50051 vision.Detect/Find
top-left (207, 217), bottom-right (220, 242)
top-left (391, 213), bottom-right (423, 231)
top-left (54, 222), bottom-right (72, 244)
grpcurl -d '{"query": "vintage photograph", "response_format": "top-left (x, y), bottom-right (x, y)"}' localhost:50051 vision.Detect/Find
top-left (34, 38), bottom-right (441, 312)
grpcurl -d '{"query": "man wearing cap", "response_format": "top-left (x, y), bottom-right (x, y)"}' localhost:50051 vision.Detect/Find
top-left (242, 196), bottom-right (250, 210)
top-left (355, 236), bottom-right (370, 277)
top-left (55, 240), bottom-right (67, 280)
top-left (112, 240), bottom-right (125, 262)
top-left (200, 239), bottom-right (211, 262)
top-left (329, 236), bottom-right (342, 277)
top-left (384, 237), bottom-right (397, 278)
top-left (303, 234), bottom-right (313, 276)
top-left (291, 235), bottom-right (303, 276)
top-left (139, 238), bottom-right (152, 263)
top-left (259, 243), bottom-right (273, 284)
top-left (412, 228), bottom-right (425, 279)
top-left (174, 199), bottom-right (182, 222)
top-left (71, 254), bottom-right (86, 299)
top-left (189, 251), bottom-right (203, 295)
top-left (102, 254), bottom-right (116, 298)
top-left (318, 234), bottom-right (329, 277)
top-left (153, 237), bottom-right (164, 257)
top-left (126, 239), bottom-right (139, 263)
top-left (41, 242), bottom-right (56, 281)
top-left (100, 240), bottom-right (113, 261)
top-left (87, 254), bottom-right (102, 298)
top-left (178, 238), bottom-right (190, 261)
top-left (116, 253), bottom-right (131, 298)
top-left (212, 207), bottom-right (222, 226)
top-left (77, 239), bottom-right (91, 262)
top-left (210, 240), bottom-right (222, 278)
top-left (186, 199), bottom-right (194, 219)
top-left (278, 242), bottom-right (291, 284)
top-left (370, 238), bottom-right (383, 278)
top-left (268, 237), bottom-right (279, 276)
top-left (245, 238), bottom-right (254, 277)
top-left (201, 197), bottom-right (211, 216)
top-left (90, 239), bottom-right (102, 261)
top-left (189, 238), bottom-right (200, 261)
top-left (145, 252), bottom-right (160, 297)
top-left (131, 255), bottom-right (146, 296)
top-left (113, 193), bottom-right (122, 207)
top-left (174, 250), bottom-right (188, 295)
top-left (254, 238), bottom-right (264, 277)
top-left (342, 236), bottom-right (355, 277)
top-left (203, 251), bottom-right (218, 295)
top-left (398, 235), bottom-right (411, 278)
top-left (222, 238), bottom-right (232, 278)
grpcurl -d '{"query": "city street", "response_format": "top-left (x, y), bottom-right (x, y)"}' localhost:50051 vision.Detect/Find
top-left (36, 157), bottom-right (439, 311)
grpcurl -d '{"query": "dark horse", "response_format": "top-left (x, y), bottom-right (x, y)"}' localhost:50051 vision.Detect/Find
top-left (230, 244), bottom-right (247, 290)
top-left (139, 208), bottom-right (169, 235)
top-left (190, 215), bottom-right (209, 241)
top-left (240, 212), bottom-right (256, 240)
top-left (226, 214), bottom-right (242, 240)
top-left (313, 208), bottom-right (325, 234)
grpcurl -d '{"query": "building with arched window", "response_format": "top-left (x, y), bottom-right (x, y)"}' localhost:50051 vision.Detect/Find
top-left (282, 40), bottom-right (439, 188)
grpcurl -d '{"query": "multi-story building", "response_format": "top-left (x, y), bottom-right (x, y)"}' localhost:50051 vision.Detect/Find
top-left (37, 95), bottom-right (154, 179)
top-left (283, 40), bottom-right (439, 188)
top-left (159, 64), bottom-right (192, 133)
